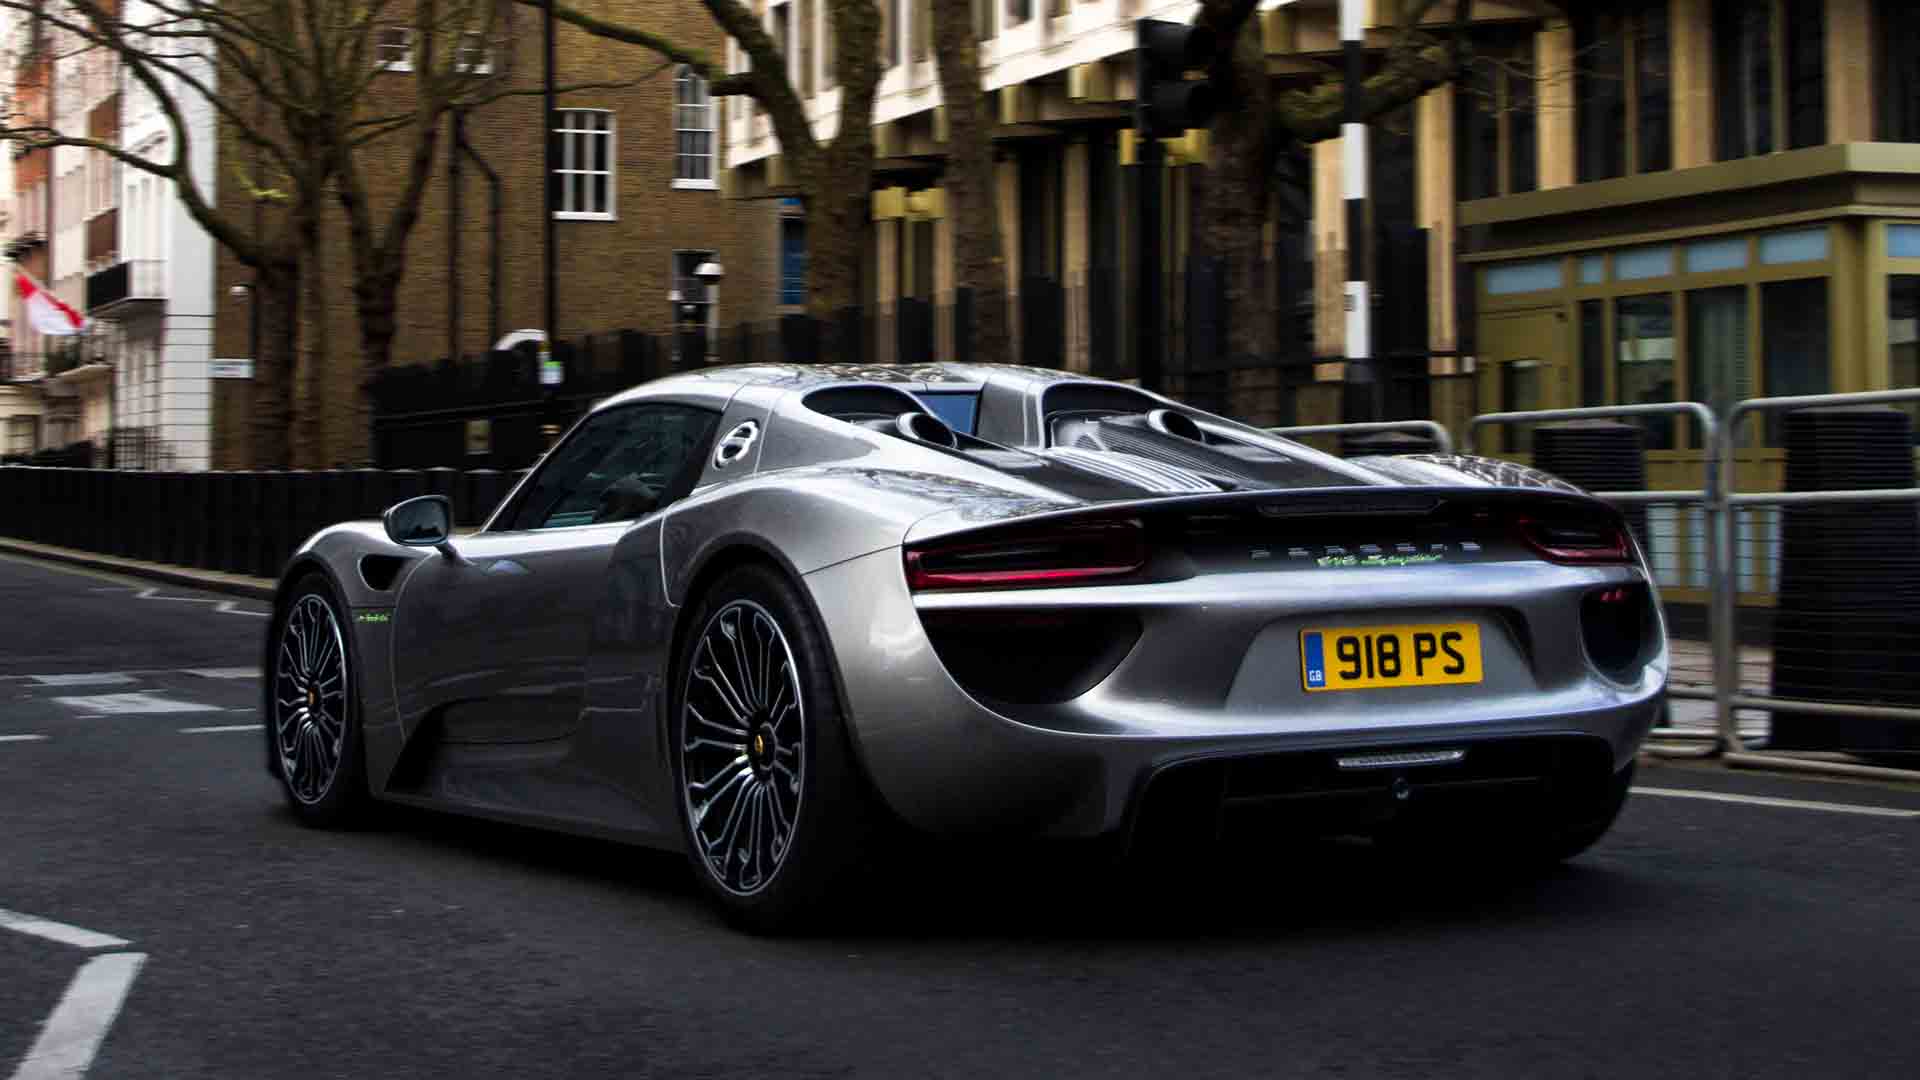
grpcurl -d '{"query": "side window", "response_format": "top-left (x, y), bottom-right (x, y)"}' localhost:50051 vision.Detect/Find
top-left (503, 405), bottom-right (720, 531)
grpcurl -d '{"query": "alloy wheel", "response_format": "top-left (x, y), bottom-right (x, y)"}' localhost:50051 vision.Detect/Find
top-left (274, 593), bottom-right (349, 805)
top-left (680, 600), bottom-right (806, 896)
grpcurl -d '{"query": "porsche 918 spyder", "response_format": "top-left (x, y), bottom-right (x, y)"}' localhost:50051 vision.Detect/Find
top-left (265, 363), bottom-right (1665, 929)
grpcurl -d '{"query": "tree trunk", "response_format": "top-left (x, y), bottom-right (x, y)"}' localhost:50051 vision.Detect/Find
top-left (353, 279), bottom-right (398, 469)
top-left (796, 0), bottom-right (883, 361)
top-left (249, 269), bottom-right (300, 470)
top-left (1202, 21), bottom-right (1281, 367)
top-left (931, 0), bottom-right (1010, 364)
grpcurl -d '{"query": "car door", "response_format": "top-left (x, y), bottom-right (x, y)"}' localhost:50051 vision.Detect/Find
top-left (393, 403), bottom-right (721, 751)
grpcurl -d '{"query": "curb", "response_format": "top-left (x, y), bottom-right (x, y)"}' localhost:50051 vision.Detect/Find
top-left (0, 538), bottom-right (277, 602)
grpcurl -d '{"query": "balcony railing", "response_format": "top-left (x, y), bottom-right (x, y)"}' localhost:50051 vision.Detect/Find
top-left (86, 259), bottom-right (165, 316)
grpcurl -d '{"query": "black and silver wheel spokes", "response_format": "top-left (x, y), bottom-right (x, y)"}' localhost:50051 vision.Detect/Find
top-left (681, 601), bottom-right (805, 896)
top-left (273, 594), bottom-right (349, 805)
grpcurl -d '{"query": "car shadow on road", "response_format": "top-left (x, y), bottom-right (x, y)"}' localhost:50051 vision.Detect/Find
top-left (318, 801), bottom-right (1663, 943)
top-left (830, 837), bottom-right (1664, 945)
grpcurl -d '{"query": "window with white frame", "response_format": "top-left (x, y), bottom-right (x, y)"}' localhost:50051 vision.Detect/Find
top-left (552, 109), bottom-right (615, 219)
top-left (376, 25), bottom-right (413, 71)
top-left (455, 31), bottom-right (491, 74)
top-left (674, 68), bottom-right (714, 187)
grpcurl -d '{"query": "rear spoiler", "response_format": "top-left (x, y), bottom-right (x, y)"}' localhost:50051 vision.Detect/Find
top-left (902, 485), bottom-right (1628, 549)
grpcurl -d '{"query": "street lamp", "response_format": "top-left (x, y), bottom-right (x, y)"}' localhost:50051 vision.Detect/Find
top-left (676, 261), bottom-right (724, 367)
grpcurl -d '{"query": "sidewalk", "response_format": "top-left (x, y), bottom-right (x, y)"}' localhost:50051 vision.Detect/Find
top-left (1668, 638), bottom-right (1773, 742)
top-left (0, 537), bottom-right (276, 601)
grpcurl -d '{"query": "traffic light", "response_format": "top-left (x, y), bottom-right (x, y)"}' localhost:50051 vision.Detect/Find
top-left (1135, 18), bottom-right (1216, 139)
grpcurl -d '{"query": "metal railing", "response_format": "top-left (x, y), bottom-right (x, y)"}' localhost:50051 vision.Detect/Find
top-left (1710, 388), bottom-right (1920, 781)
top-left (1303, 394), bottom-right (1920, 780)
top-left (1268, 420), bottom-right (1455, 455)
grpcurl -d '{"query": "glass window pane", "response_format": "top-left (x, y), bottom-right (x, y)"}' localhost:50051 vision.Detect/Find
top-left (1579, 255), bottom-right (1607, 285)
top-left (1485, 259), bottom-right (1564, 295)
top-left (1687, 286), bottom-right (1752, 444)
top-left (1615, 245), bottom-right (1675, 280)
top-left (1580, 299), bottom-right (1606, 407)
top-left (1762, 278), bottom-right (1829, 441)
top-left (1714, 0), bottom-right (1773, 160)
top-left (1617, 294), bottom-right (1677, 449)
top-left (1890, 224), bottom-right (1920, 260)
top-left (1889, 274), bottom-right (1920, 438)
top-left (1575, 9), bottom-right (1626, 182)
top-left (1784, 0), bottom-right (1826, 149)
top-left (592, 173), bottom-right (608, 214)
top-left (1637, 2), bottom-right (1672, 172)
top-left (1878, 0), bottom-right (1920, 141)
top-left (1759, 227), bottom-right (1829, 264)
top-left (1685, 237), bottom-right (1748, 274)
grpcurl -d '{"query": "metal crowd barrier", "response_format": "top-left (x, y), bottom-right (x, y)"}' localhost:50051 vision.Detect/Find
top-left (1285, 396), bottom-right (1920, 780)
top-left (1267, 420), bottom-right (1455, 455)
top-left (1711, 388), bottom-right (1920, 782)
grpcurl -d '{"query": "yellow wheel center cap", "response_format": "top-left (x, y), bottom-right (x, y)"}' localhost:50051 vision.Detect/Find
top-left (752, 733), bottom-right (766, 757)
top-left (307, 688), bottom-right (318, 710)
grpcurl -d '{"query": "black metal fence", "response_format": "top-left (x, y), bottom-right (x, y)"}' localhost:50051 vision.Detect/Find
top-left (372, 246), bottom-right (1443, 469)
top-left (0, 465), bottom-right (525, 581)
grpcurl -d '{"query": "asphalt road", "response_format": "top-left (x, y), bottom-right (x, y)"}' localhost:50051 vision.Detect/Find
top-left (3, 551), bottom-right (1919, 1078)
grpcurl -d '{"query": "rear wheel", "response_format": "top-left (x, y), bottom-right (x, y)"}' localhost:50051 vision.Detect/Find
top-left (270, 575), bottom-right (370, 826)
top-left (671, 565), bottom-right (880, 933)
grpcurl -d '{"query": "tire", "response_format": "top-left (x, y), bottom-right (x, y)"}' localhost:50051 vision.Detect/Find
top-left (670, 564), bottom-right (880, 933)
top-left (268, 573), bottom-right (371, 827)
top-left (1376, 760), bottom-right (1635, 870)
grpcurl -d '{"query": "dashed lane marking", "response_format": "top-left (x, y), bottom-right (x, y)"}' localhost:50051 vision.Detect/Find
top-left (85, 584), bottom-right (268, 618)
top-left (50, 693), bottom-right (222, 716)
top-left (25, 674), bottom-right (135, 688)
top-left (0, 910), bottom-right (128, 951)
top-left (0, 735), bottom-right (49, 744)
top-left (177, 724), bottom-right (263, 735)
top-left (11, 952), bottom-right (146, 1080)
top-left (183, 667), bottom-right (261, 680)
top-left (1633, 786), bottom-right (1920, 819)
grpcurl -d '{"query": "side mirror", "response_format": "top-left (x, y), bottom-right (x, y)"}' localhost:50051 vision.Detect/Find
top-left (383, 494), bottom-right (455, 556)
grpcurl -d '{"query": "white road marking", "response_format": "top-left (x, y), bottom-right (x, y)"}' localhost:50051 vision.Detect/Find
top-left (177, 724), bottom-right (263, 735)
top-left (0, 735), bottom-right (49, 743)
top-left (87, 584), bottom-right (267, 618)
top-left (26, 674), bottom-right (135, 688)
top-left (0, 909), bottom-right (129, 951)
top-left (50, 693), bottom-right (221, 716)
top-left (1633, 786), bottom-right (1920, 819)
top-left (183, 667), bottom-right (260, 680)
top-left (9, 951), bottom-right (146, 1080)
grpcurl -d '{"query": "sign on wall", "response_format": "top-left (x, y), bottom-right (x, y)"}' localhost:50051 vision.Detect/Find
top-left (210, 359), bottom-right (254, 380)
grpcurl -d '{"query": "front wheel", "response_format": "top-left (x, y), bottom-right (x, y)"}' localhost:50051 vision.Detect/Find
top-left (269, 575), bottom-right (370, 826)
top-left (671, 565), bottom-right (880, 932)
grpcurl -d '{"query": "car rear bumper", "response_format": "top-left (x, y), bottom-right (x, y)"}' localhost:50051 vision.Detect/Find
top-left (806, 549), bottom-right (1665, 838)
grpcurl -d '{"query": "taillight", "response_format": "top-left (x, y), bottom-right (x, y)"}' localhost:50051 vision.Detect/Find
top-left (1514, 515), bottom-right (1631, 565)
top-left (904, 519), bottom-right (1147, 591)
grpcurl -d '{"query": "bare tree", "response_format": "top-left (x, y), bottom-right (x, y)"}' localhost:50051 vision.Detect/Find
top-left (929, 0), bottom-right (1007, 364)
top-left (528, 0), bottom-right (882, 354)
top-left (0, 1), bottom-right (538, 466)
top-left (1195, 0), bottom-right (1480, 370)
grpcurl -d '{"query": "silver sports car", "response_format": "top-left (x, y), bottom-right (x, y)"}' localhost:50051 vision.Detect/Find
top-left (266, 363), bottom-right (1666, 929)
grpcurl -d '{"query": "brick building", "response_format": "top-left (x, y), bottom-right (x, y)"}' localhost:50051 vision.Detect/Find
top-left (198, 1), bottom-right (782, 468)
top-left (720, 0), bottom-right (1920, 434)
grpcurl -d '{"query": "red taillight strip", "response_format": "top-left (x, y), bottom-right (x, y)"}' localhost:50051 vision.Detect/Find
top-left (1513, 515), bottom-right (1631, 565)
top-left (904, 522), bottom-right (1146, 591)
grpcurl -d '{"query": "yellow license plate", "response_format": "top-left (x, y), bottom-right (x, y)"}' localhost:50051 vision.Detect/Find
top-left (1300, 623), bottom-right (1483, 692)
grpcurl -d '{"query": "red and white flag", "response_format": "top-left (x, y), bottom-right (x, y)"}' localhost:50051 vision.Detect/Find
top-left (14, 267), bottom-right (87, 336)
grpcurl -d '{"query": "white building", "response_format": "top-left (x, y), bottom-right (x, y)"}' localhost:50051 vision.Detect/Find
top-left (81, 0), bottom-right (219, 470)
